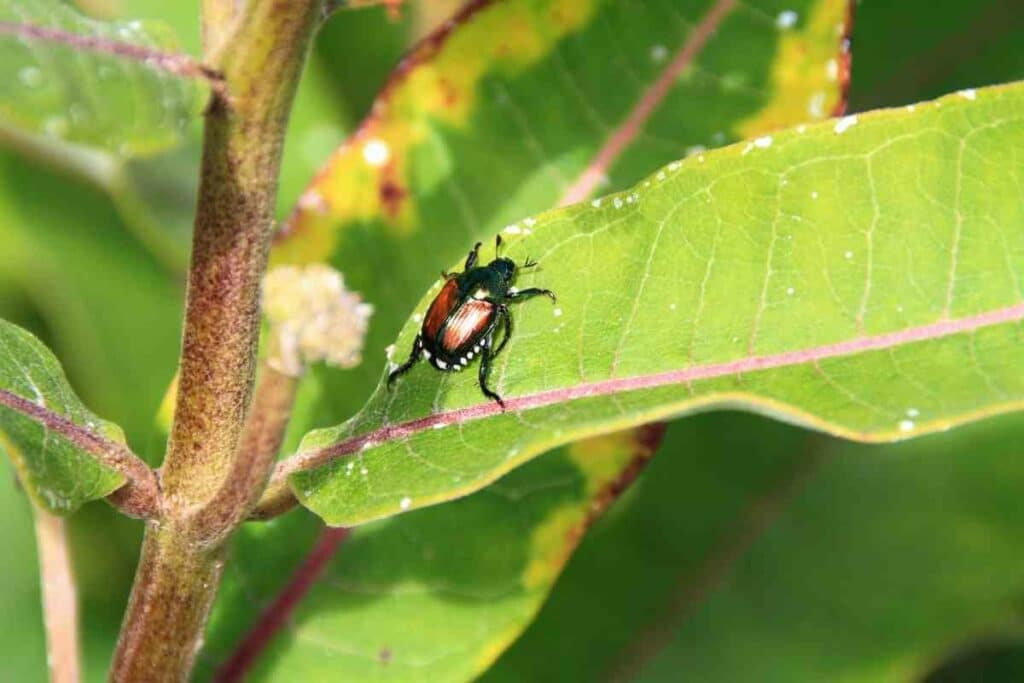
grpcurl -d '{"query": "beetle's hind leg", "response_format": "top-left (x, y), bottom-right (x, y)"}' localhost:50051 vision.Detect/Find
top-left (477, 328), bottom-right (506, 409)
top-left (387, 335), bottom-right (424, 388)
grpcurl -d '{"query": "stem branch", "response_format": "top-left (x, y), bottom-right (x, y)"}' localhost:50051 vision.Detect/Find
top-left (33, 505), bottom-right (81, 683)
top-left (111, 2), bottom-right (324, 679)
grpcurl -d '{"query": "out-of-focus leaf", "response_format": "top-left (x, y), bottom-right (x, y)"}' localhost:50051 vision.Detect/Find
top-left (0, 469), bottom-right (46, 680)
top-left (850, 0), bottom-right (1024, 111)
top-left (0, 0), bottom-right (202, 156)
top-left (0, 318), bottom-right (125, 513)
top-left (489, 412), bottom-right (1024, 681)
top-left (201, 428), bottom-right (660, 682)
top-left (288, 84), bottom-right (1024, 526)
top-left (0, 150), bottom-right (183, 459)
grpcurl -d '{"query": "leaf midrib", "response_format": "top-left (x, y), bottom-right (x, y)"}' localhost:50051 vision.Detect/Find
top-left (280, 300), bottom-right (1024, 477)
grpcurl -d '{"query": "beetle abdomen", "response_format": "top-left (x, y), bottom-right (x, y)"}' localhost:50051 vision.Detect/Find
top-left (441, 300), bottom-right (494, 355)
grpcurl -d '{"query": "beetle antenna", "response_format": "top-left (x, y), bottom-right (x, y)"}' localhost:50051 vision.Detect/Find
top-left (522, 257), bottom-right (538, 269)
top-left (495, 233), bottom-right (502, 257)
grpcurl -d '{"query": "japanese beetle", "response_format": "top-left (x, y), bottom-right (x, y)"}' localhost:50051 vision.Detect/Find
top-left (387, 235), bottom-right (556, 407)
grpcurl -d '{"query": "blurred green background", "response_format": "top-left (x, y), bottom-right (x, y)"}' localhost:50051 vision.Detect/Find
top-left (1, 1), bottom-right (1023, 680)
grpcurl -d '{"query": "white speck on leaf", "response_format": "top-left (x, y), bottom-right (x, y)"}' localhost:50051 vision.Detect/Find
top-left (808, 92), bottom-right (826, 118)
top-left (400, 497), bottom-right (412, 510)
top-left (811, 191), bottom-right (819, 199)
top-left (361, 467), bottom-right (369, 475)
top-left (650, 44), bottom-right (668, 62)
top-left (786, 287), bottom-right (795, 296)
top-left (899, 420), bottom-right (915, 432)
top-left (553, 308), bottom-right (563, 317)
top-left (362, 138), bottom-right (390, 167)
top-left (826, 58), bottom-right (839, 81)
top-left (754, 135), bottom-right (773, 149)
top-left (591, 198), bottom-right (602, 208)
top-left (523, 217), bottom-right (537, 227)
top-left (412, 313), bottom-right (423, 323)
top-left (906, 408), bottom-right (920, 418)
top-left (844, 251), bottom-right (853, 260)
top-left (959, 88), bottom-right (977, 100)
top-left (668, 161), bottom-right (681, 171)
top-left (504, 224), bottom-right (522, 234)
top-left (797, 124), bottom-right (807, 133)
top-left (613, 197), bottom-right (623, 209)
top-left (776, 10), bottom-right (798, 29)
top-left (834, 115), bottom-right (858, 134)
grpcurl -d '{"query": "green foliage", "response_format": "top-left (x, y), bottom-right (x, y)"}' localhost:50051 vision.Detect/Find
top-left (292, 84), bottom-right (1024, 526)
top-left (0, 0), bottom-right (1021, 680)
top-left (202, 430), bottom-right (655, 681)
top-left (489, 412), bottom-right (1024, 681)
top-left (0, 318), bottom-right (124, 513)
top-left (0, 0), bottom-right (201, 155)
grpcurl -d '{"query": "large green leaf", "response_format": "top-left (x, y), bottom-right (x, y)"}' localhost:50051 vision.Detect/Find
top-left (273, 0), bottom-right (851, 427)
top-left (488, 412), bottom-right (1024, 681)
top-left (285, 83), bottom-right (1024, 526)
top-left (0, 317), bottom-right (126, 513)
top-left (201, 428), bottom-right (659, 681)
top-left (0, 0), bottom-right (203, 156)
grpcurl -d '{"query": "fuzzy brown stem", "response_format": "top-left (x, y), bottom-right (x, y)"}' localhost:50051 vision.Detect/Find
top-left (197, 361), bottom-right (299, 535)
top-left (111, 1), bottom-right (324, 680)
top-left (33, 506), bottom-right (81, 683)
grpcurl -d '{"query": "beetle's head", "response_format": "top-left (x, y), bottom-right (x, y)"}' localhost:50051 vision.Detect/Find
top-left (490, 257), bottom-right (517, 283)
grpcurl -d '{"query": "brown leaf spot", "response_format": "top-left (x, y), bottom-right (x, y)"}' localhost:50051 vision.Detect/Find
top-left (379, 176), bottom-right (408, 219)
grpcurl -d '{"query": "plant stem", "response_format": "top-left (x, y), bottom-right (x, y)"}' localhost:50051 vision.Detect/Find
top-left (197, 361), bottom-right (299, 533)
top-left (33, 506), bottom-right (81, 683)
top-left (111, 1), bottom-right (324, 679)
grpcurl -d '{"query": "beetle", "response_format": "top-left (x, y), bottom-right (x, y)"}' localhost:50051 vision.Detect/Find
top-left (387, 235), bottom-right (556, 408)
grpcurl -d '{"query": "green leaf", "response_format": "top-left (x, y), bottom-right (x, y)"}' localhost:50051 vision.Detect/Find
top-left (488, 412), bottom-right (1024, 681)
top-left (288, 83), bottom-right (1024, 526)
top-left (0, 0), bottom-right (202, 156)
top-left (272, 0), bottom-right (852, 426)
top-left (0, 318), bottom-right (126, 513)
top-left (200, 428), bottom-right (660, 682)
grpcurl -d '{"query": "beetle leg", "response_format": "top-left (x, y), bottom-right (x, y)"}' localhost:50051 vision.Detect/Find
top-left (464, 241), bottom-right (483, 270)
top-left (387, 335), bottom-right (424, 388)
top-left (493, 305), bottom-right (512, 356)
top-left (507, 287), bottom-right (556, 303)
top-left (477, 330), bottom-right (505, 409)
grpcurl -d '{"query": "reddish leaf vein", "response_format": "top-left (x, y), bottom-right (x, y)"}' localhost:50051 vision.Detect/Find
top-left (281, 302), bottom-right (1024, 477)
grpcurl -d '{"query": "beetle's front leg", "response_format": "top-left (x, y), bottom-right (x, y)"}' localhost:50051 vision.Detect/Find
top-left (387, 335), bottom-right (424, 387)
top-left (477, 329), bottom-right (505, 409)
top-left (508, 287), bottom-right (556, 303)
